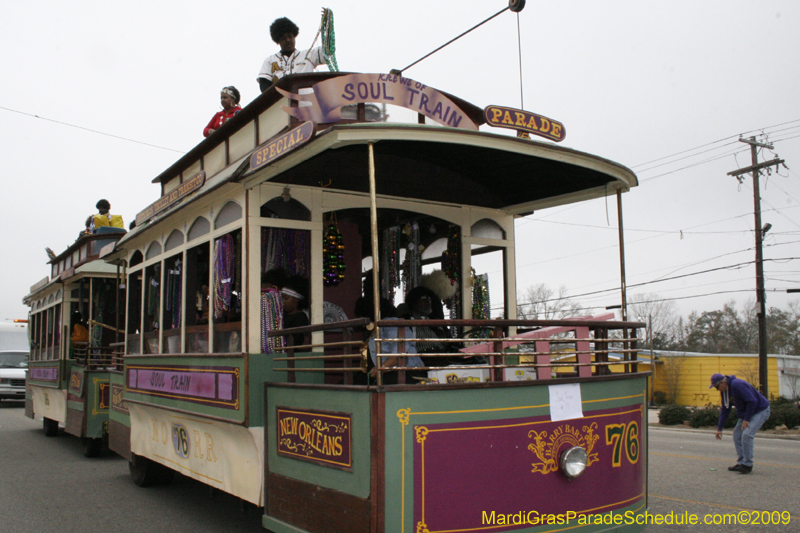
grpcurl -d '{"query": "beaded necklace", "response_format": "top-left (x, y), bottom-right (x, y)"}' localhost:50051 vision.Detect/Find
top-left (401, 222), bottom-right (420, 297)
top-left (261, 288), bottom-right (285, 353)
top-left (166, 259), bottom-right (182, 329)
top-left (234, 232), bottom-right (242, 315)
top-left (442, 225), bottom-right (461, 285)
top-left (471, 271), bottom-right (491, 338)
top-left (381, 226), bottom-right (401, 301)
top-left (213, 234), bottom-right (235, 319)
top-left (323, 213), bottom-right (345, 286)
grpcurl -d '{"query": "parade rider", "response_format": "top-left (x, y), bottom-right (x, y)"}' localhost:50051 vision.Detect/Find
top-left (203, 86), bottom-right (242, 137)
top-left (256, 17), bottom-right (328, 92)
top-left (85, 199), bottom-right (124, 233)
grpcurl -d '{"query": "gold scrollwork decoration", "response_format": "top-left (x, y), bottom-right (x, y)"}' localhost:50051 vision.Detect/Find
top-left (415, 426), bottom-right (429, 444)
top-left (528, 422), bottom-right (600, 476)
top-left (311, 419), bottom-right (348, 433)
top-left (416, 521), bottom-right (430, 533)
top-left (397, 408), bottom-right (411, 426)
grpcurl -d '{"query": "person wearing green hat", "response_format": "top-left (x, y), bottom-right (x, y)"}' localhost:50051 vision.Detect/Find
top-left (710, 373), bottom-right (770, 474)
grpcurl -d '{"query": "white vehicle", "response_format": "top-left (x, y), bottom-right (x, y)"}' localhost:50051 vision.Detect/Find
top-left (0, 320), bottom-right (29, 401)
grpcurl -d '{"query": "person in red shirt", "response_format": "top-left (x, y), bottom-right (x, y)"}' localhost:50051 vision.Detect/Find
top-left (203, 86), bottom-right (242, 137)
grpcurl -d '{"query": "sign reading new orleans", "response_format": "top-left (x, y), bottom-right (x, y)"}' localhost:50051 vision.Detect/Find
top-left (484, 105), bottom-right (566, 142)
top-left (135, 171), bottom-right (206, 226)
top-left (249, 121), bottom-right (315, 172)
top-left (277, 73), bottom-right (478, 130)
top-left (276, 408), bottom-right (352, 469)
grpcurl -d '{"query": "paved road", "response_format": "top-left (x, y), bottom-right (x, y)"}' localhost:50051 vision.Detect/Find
top-left (2, 402), bottom-right (798, 532)
top-left (647, 424), bottom-right (800, 532)
top-left (0, 401), bottom-right (263, 533)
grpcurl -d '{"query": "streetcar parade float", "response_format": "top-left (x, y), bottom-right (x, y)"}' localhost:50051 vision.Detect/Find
top-left (25, 5), bottom-right (650, 533)
top-left (24, 230), bottom-right (126, 456)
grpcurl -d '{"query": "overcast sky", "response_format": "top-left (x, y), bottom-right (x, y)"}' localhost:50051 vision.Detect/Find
top-left (2, 0), bottom-right (799, 323)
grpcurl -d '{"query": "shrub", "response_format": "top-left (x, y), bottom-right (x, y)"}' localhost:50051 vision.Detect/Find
top-left (771, 396), bottom-right (796, 407)
top-left (659, 405), bottom-right (690, 425)
top-left (688, 405), bottom-right (738, 428)
top-left (762, 404), bottom-right (800, 430)
top-left (653, 391), bottom-right (667, 405)
top-left (688, 406), bottom-right (719, 428)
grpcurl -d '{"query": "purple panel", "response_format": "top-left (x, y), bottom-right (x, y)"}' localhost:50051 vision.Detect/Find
top-left (218, 373), bottom-right (233, 400)
top-left (134, 369), bottom-right (218, 399)
top-left (413, 406), bottom-right (644, 531)
top-left (128, 369), bottom-right (137, 388)
top-left (31, 367), bottom-right (59, 381)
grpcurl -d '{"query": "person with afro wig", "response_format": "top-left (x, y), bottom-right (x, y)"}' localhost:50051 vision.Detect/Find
top-left (257, 17), bottom-right (328, 92)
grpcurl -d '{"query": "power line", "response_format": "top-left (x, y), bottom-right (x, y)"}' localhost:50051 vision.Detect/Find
top-left (0, 105), bottom-right (186, 154)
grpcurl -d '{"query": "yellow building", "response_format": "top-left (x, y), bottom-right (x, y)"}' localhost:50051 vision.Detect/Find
top-left (638, 351), bottom-right (800, 407)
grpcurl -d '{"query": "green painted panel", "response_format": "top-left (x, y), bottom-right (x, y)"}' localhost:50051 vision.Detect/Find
top-left (266, 385), bottom-right (371, 498)
top-left (84, 372), bottom-right (110, 438)
top-left (383, 376), bottom-right (648, 533)
top-left (108, 372), bottom-right (130, 428)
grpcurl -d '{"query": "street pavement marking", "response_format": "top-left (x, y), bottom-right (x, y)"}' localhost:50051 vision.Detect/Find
top-left (650, 494), bottom-right (799, 521)
top-left (651, 452), bottom-right (800, 469)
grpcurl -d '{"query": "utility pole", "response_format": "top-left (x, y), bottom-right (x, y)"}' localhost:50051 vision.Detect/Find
top-left (727, 137), bottom-right (784, 397)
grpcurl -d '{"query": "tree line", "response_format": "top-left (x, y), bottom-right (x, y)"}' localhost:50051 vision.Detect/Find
top-left (516, 283), bottom-right (800, 355)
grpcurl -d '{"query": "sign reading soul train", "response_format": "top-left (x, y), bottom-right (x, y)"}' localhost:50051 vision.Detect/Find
top-left (28, 68), bottom-right (647, 533)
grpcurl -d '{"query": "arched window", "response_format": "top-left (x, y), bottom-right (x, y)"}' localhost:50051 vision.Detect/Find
top-left (165, 229), bottom-right (185, 252)
top-left (260, 196), bottom-right (311, 221)
top-left (145, 241), bottom-right (162, 260)
top-left (188, 216), bottom-right (210, 241)
top-left (129, 250), bottom-right (144, 267)
top-left (215, 201), bottom-right (242, 229)
top-left (471, 218), bottom-right (506, 240)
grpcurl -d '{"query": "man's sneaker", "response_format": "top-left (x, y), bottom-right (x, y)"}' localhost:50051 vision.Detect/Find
top-left (739, 465), bottom-right (752, 474)
top-left (728, 464), bottom-right (743, 471)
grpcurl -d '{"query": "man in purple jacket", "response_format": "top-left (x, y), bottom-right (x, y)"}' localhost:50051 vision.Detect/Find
top-left (710, 373), bottom-right (771, 474)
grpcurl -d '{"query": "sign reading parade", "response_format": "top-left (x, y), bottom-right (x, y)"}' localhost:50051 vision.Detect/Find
top-left (484, 105), bottom-right (566, 142)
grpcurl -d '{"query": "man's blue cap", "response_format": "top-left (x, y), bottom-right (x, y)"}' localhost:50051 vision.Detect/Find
top-left (709, 373), bottom-right (725, 389)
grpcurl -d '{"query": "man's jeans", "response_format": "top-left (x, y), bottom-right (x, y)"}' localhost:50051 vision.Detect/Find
top-left (733, 406), bottom-right (770, 467)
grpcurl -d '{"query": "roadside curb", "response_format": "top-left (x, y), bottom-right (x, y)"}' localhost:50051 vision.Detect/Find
top-left (647, 423), bottom-right (800, 441)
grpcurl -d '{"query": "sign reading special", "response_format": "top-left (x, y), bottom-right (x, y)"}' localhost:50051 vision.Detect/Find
top-left (249, 121), bottom-right (315, 172)
top-left (135, 171), bottom-right (206, 226)
top-left (276, 407), bottom-right (352, 469)
top-left (484, 105), bottom-right (566, 142)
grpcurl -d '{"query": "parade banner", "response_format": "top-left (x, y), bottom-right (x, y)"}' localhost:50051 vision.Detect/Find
top-left (129, 404), bottom-right (264, 506)
top-left (277, 73), bottom-right (478, 130)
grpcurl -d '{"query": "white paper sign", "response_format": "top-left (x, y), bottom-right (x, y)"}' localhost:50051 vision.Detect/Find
top-left (549, 383), bottom-right (583, 422)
